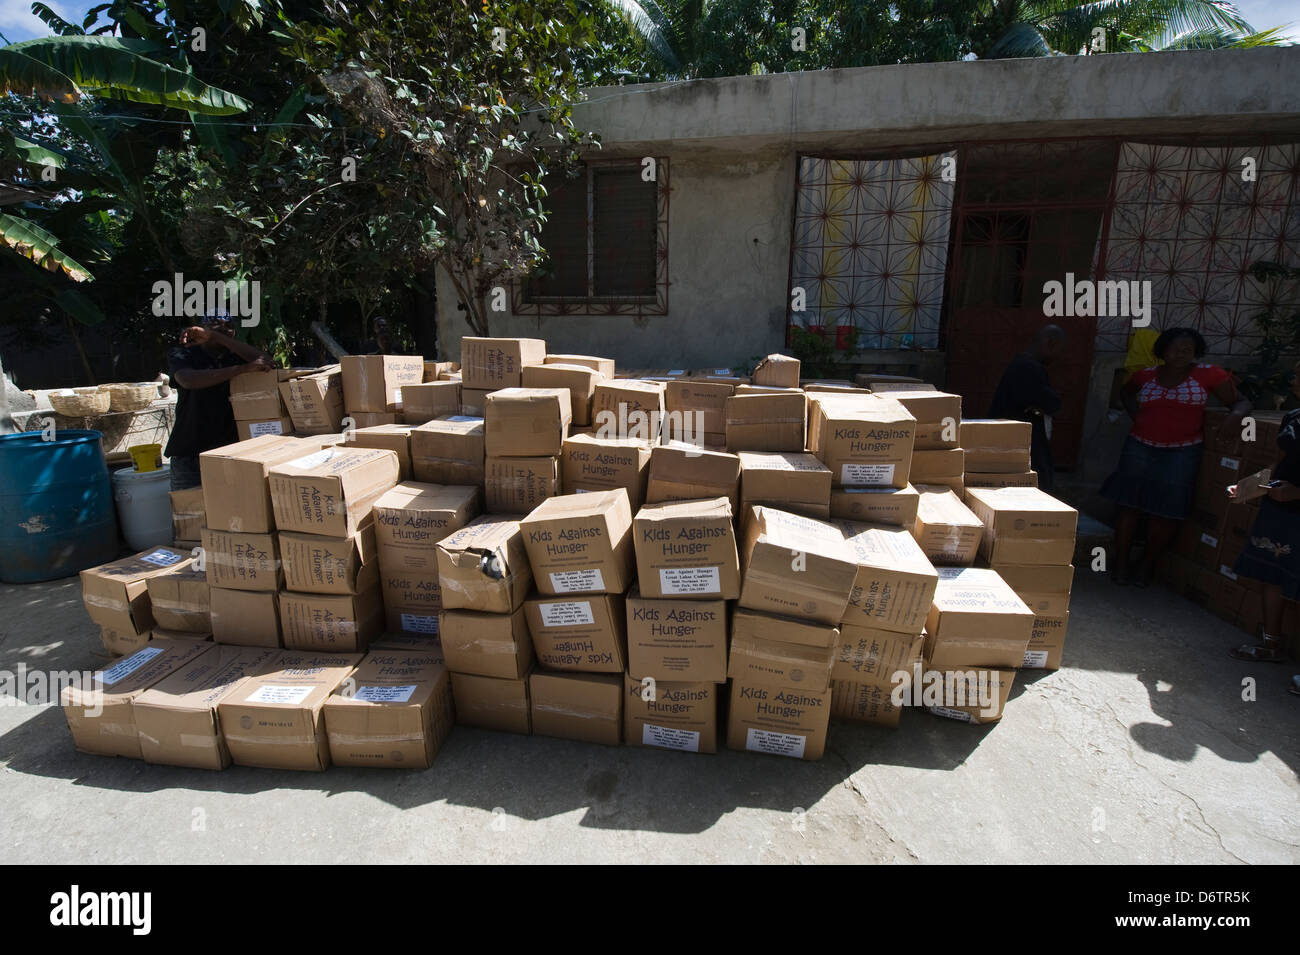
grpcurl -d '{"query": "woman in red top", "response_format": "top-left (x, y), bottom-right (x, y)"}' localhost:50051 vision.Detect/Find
top-left (1102, 328), bottom-right (1252, 586)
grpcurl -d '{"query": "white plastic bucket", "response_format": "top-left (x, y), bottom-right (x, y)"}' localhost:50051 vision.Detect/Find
top-left (112, 464), bottom-right (174, 552)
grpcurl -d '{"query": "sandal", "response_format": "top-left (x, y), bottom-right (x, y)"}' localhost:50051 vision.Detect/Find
top-left (1229, 637), bottom-right (1286, 663)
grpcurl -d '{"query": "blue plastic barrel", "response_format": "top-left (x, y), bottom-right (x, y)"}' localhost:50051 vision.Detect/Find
top-left (0, 429), bottom-right (120, 583)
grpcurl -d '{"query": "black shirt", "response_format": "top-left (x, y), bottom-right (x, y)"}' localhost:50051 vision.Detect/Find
top-left (1274, 409), bottom-right (1300, 509)
top-left (988, 351), bottom-right (1062, 447)
top-left (165, 345), bottom-right (242, 458)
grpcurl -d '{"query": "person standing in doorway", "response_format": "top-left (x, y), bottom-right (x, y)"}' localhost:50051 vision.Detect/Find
top-left (988, 325), bottom-right (1066, 491)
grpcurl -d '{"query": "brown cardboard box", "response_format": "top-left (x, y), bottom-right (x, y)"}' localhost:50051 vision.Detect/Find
top-left (1176, 506), bottom-right (1225, 568)
top-left (633, 497), bottom-right (740, 600)
top-left (960, 419), bottom-right (1032, 472)
top-left (856, 373), bottom-right (923, 388)
top-left (101, 625), bottom-right (151, 657)
top-left (229, 369), bottom-right (292, 421)
top-left (370, 632), bottom-right (445, 660)
top-left (133, 645), bottom-right (279, 769)
top-left (145, 564), bottom-right (210, 633)
top-left (728, 610), bottom-right (838, 691)
top-left (200, 435), bottom-right (321, 533)
top-left (61, 638), bottom-right (215, 758)
top-left (1204, 407), bottom-right (1241, 456)
top-left (529, 671), bottom-right (622, 745)
top-left (738, 451), bottom-right (831, 520)
top-left (739, 506), bottom-right (858, 624)
top-left (280, 583), bottom-right (384, 653)
top-left (560, 434), bottom-right (652, 509)
top-left (410, 416), bottom-right (486, 485)
top-left (401, 381), bottom-right (462, 426)
top-left (279, 525), bottom-right (378, 595)
top-left (348, 412), bottom-right (399, 428)
top-left (451, 671), bottom-right (532, 734)
top-left (169, 487), bottom-right (205, 543)
top-left (625, 589), bottom-right (727, 682)
top-left (869, 381), bottom-right (937, 393)
top-left (484, 455), bottom-right (560, 514)
top-left (1023, 611), bottom-right (1069, 670)
top-left (646, 444), bottom-right (742, 511)
top-left (460, 388), bottom-right (493, 416)
top-left (829, 483), bottom-right (921, 527)
top-left (269, 446), bottom-right (399, 538)
top-left (913, 486), bottom-right (983, 566)
top-left (439, 607), bottom-right (534, 678)
top-left (752, 353), bottom-right (801, 388)
top-left (148, 627), bottom-right (212, 643)
top-left (519, 490), bottom-right (634, 595)
top-left (323, 650), bottom-right (453, 768)
top-left (341, 355), bottom-right (425, 414)
top-left (963, 486), bottom-right (1078, 565)
top-left (545, 353), bottom-right (616, 378)
top-left (925, 567), bottom-right (1034, 668)
top-left (829, 679), bottom-right (905, 727)
top-left (725, 391), bottom-right (806, 452)
top-left (925, 667), bottom-right (1016, 724)
top-left (523, 593), bottom-right (626, 672)
top-left (832, 624), bottom-right (924, 686)
top-left (342, 424), bottom-right (413, 481)
top-left (592, 379), bottom-right (666, 441)
top-left (624, 675), bottom-right (717, 752)
top-left (437, 515), bottom-right (533, 613)
top-left (373, 482), bottom-right (479, 574)
top-left (218, 650), bottom-right (362, 770)
top-left (484, 387), bottom-right (572, 457)
top-left (802, 380), bottom-right (871, 396)
top-left (808, 394), bottom-right (916, 488)
top-left (279, 368), bottom-right (344, 435)
top-left (889, 390), bottom-right (962, 447)
top-left (911, 420), bottom-right (958, 450)
top-left (201, 528), bottom-right (281, 592)
top-left (80, 546), bottom-right (192, 634)
top-left (237, 417), bottom-right (294, 441)
top-left (964, 471), bottom-right (1039, 488)
top-left (209, 587), bottom-right (282, 647)
top-left (911, 449), bottom-right (966, 483)
top-left (664, 379), bottom-right (733, 444)
top-left (1198, 452), bottom-right (1243, 508)
top-left (727, 680), bottom-right (830, 760)
top-left (381, 568), bottom-right (443, 635)
top-left (523, 363), bottom-right (605, 427)
top-left (837, 520), bottom-right (938, 634)
top-left (991, 562), bottom-right (1073, 617)
top-left (425, 360), bottom-right (459, 381)
top-left (460, 336), bottom-right (547, 389)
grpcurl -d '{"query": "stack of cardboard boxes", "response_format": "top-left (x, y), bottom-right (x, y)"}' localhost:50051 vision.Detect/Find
top-left (483, 387), bottom-right (571, 513)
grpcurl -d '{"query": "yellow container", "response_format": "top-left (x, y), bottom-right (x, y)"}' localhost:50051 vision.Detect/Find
top-left (128, 443), bottom-right (162, 473)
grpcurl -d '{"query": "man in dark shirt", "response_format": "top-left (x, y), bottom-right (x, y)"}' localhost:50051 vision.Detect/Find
top-left (987, 325), bottom-right (1066, 491)
top-left (165, 314), bottom-right (275, 491)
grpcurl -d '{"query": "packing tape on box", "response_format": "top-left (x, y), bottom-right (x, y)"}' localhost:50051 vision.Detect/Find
top-left (82, 594), bottom-right (131, 612)
top-left (150, 599), bottom-right (209, 616)
top-left (533, 703), bottom-right (605, 719)
top-left (328, 732), bottom-right (424, 745)
top-left (458, 640), bottom-right (519, 654)
top-left (222, 733), bottom-right (318, 746)
top-left (180, 733), bottom-right (220, 749)
top-left (726, 416), bottom-right (804, 425)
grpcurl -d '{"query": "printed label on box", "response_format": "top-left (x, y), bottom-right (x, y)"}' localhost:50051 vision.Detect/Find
top-left (1219, 565), bottom-right (1238, 580)
top-left (1200, 533), bottom-right (1218, 547)
top-left (246, 684), bottom-right (314, 705)
top-left (1220, 456), bottom-right (1239, 469)
top-left (548, 568), bottom-right (605, 593)
top-left (713, 368), bottom-right (730, 375)
top-left (745, 727), bottom-right (806, 759)
top-left (140, 549), bottom-right (184, 568)
top-left (659, 566), bottom-right (720, 595)
top-left (929, 706), bottom-right (974, 723)
top-left (842, 463), bottom-right (895, 485)
top-left (400, 613), bottom-right (439, 634)
top-left (249, 420), bottom-right (284, 437)
top-left (642, 723), bottom-right (700, 752)
top-left (1022, 650), bottom-right (1049, 668)
top-left (96, 645), bottom-right (163, 685)
top-left (286, 449), bottom-right (334, 470)
top-left (539, 601), bottom-right (595, 627)
top-left (354, 684), bottom-right (417, 703)
top-left (446, 415), bottom-right (481, 423)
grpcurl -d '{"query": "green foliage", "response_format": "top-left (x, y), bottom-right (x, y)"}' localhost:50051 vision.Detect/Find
top-left (788, 324), bottom-right (858, 378)
top-left (1230, 261), bottom-right (1300, 405)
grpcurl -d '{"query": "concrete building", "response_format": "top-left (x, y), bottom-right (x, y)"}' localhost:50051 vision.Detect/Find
top-left (436, 46), bottom-right (1300, 481)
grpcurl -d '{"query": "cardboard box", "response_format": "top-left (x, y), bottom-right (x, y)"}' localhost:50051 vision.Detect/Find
top-left (200, 435), bottom-right (321, 533)
top-left (519, 490), bottom-right (634, 595)
top-left (341, 355), bottom-right (425, 414)
top-left (524, 593), bottom-right (627, 672)
top-left (1176, 507), bottom-right (1225, 568)
top-left (925, 567), bottom-right (1034, 668)
top-left (623, 676), bottom-right (717, 753)
top-left (725, 391), bottom-right (806, 452)
top-left (438, 607), bottom-right (534, 678)
top-left (101, 625), bottom-right (150, 657)
top-left (209, 587), bottom-right (282, 647)
top-left (912, 487), bottom-right (983, 566)
top-left (133, 645), bottom-right (279, 769)
top-left (664, 379), bottom-right (733, 445)
top-left (370, 632), bottom-right (445, 660)
top-left (342, 424), bottom-right (413, 481)
top-left (460, 388), bottom-right (492, 416)
top-left (1204, 407), bottom-right (1241, 456)
top-left (484, 387), bottom-right (572, 457)
top-left (869, 381), bottom-right (937, 393)
top-left (624, 589), bottom-right (727, 682)
top-left (545, 353), bottom-right (616, 378)
top-left (229, 369), bottom-right (291, 420)
top-left (269, 446), bottom-right (399, 538)
top-left (148, 628), bottom-right (212, 643)
top-left (144, 564), bottom-right (210, 633)
top-left (632, 497), bottom-right (740, 599)
top-left (856, 373), bottom-right (924, 388)
top-left (829, 483), bottom-right (920, 527)
top-left (201, 528), bottom-right (281, 592)
top-left (560, 434), bottom-right (652, 509)
top-left (237, 417), bottom-right (294, 441)
top-left (802, 379), bottom-right (871, 395)
top-left (808, 394), bottom-right (916, 488)
top-left (1198, 452), bottom-right (1243, 508)
top-left (832, 624), bottom-right (924, 686)
top-left (829, 679), bottom-right (905, 727)
top-left (592, 379), bottom-right (666, 441)
top-left (373, 482), bottom-right (479, 574)
top-left (280, 583), bottom-right (384, 653)
top-left (965, 471), bottom-right (1039, 488)
top-left (401, 381), bottom-right (462, 426)
top-left (460, 336), bottom-right (547, 389)
top-left (437, 515), bottom-right (533, 613)
top-left (727, 680), bottom-right (830, 760)
top-left (425, 360), bottom-right (459, 382)
top-left (911, 449), bottom-right (966, 483)
top-left (411, 416), bottom-right (486, 486)
top-left (279, 525), bottom-right (378, 595)
top-left (80, 546), bottom-right (192, 634)
top-left (61, 638), bottom-right (215, 758)
top-left (323, 650), bottom-right (452, 768)
top-left (523, 363), bottom-right (604, 427)
top-left (960, 419), bottom-right (1032, 472)
top-left (451, 671), bottom-right (531, 734)
top-left (646, 444), bottom-right (742, 511)
top-left (484, 455), bottom-right (560, 514)
top-left (1023, 611), bottom-right (1069, 670)
top-left (529, 671), bottom-right (622, 745)
top-left (739, 506), bottom-right (858, 624)
top-left (963, 486), bottom-right (1078, 565)
top-left (752, 353), bottom-right (801, 388)
top-left (738, 451), bottom-right (831, 520)
top-left (218, 650), bottom-right (362, 770)
top-left (925, 668), bottom-right (1015, 724)
top-left (169, 487), bottom-right (205, 543)
top-left (381, 568), bottom-right (444, 635)
top-left (837, 520), bottom-right (939, 634)
top-left (728, 610), bottom-right (837, 691)
top-left (690, 368), bottom-right (749, 385)
top-left (279, 368), bottom-right (344, 435)
top-left (991, 562), bottom-right (1073, 617)
top-left (889, 389), bottom-right (962, 436)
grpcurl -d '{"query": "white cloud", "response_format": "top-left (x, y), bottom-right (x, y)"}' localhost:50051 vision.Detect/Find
top-left (1, 0), bottom-right (79, 42)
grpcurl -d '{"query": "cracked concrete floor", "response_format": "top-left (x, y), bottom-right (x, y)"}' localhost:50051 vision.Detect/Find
top-left (0, 570), bottom-right (1296, 864)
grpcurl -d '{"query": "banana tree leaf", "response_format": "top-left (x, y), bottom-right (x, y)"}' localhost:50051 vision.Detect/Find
top-left (0, 212), bottom-right (95, 281)
top-left (54, 288), bottom-right (106, 324)
top-left (987, 22), bottom-right (1054, 56)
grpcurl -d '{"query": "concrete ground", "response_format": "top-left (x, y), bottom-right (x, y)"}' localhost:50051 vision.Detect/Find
top-left (1, 570), bottom-right (1296, 865)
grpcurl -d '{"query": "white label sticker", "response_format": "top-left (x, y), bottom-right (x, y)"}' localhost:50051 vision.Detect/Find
top-left (1218, 565), bottom-right (1238, 580)
top-left (539, 601), bottom-right (595, 627)
top-left (393, 388), bottom-right (403, 404)
top-left (548, 568), bottom-right (605, 593)
top-left (139, 549), bottom-right (183, 567)
top-left (1200, 533), bottom-right (1218, 547)
top-left (668, 369), bottom-right (686, 375)
top-left (745, 727), bottom-right (806, 759)
top-left (714, 368), bottom-right (731, 375)
top-left (929, 706), bottom-right (974, 723)
top-left (246, 684), bottom-right (314, 705)
top-left (400, 613), bottom-right (439, 634)
top-left (642, 723), bottom-right (700, 752)
top-left (446, 415), bottom-right (481, 423)
top-left (1022, 649), bottom-right (1049, 668)
top-left (842, 463), bottom-right (895, 485)
top-left (97, 645), bottom-right (163, 685)
top-left (1220, 456), bottom-right (1239, 469)
top-left (249, 419), bottom-right (284, 437)
top-left (354, 684), bottom-right (417, 703)
top-left (286, 449), bottom-right (334, 470)
top-left (659, 566), bottom-right (720, 595)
